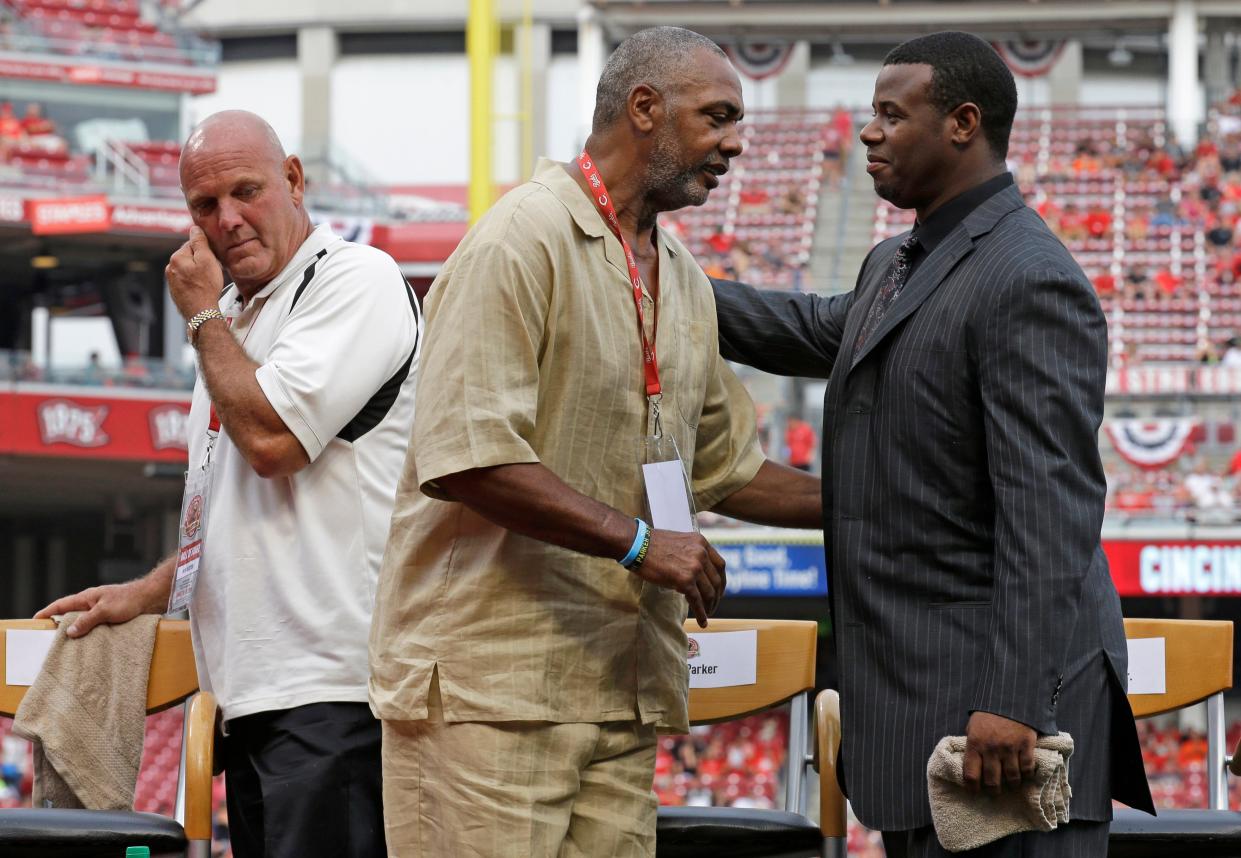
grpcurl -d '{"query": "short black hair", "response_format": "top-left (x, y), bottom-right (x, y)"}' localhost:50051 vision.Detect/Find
top-left (883, 31), bottom-right (1017, 160)
top-left (592, 27), bottom-right (726, 132)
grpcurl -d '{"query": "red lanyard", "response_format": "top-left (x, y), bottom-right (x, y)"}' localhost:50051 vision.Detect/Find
top-left (577, 151), bottom-right (662, 398)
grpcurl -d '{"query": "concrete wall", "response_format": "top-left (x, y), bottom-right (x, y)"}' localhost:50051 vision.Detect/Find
top-left (190, 59), bottom-right (304, 154)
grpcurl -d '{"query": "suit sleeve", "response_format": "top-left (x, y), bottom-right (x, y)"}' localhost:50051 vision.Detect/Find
top-left (969, 267), bottom-right (1109, 735)
top-left (710, 278), bottom-right (851, 379)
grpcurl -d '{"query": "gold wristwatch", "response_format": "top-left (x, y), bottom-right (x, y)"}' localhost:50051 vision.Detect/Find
top-left (186, 308), bottom-right (225, 346)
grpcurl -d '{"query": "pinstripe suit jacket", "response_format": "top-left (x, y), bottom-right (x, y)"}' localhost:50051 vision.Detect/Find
top-left (712, 184), bottom-right (1154, 830)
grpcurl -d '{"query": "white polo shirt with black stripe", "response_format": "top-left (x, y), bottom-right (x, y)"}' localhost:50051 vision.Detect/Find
top-left (185, 223), bottom-right (421, 722)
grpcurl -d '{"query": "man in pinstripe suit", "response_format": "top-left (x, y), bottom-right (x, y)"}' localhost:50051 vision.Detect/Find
top-left (712, 32), bottom-right (1154, 856)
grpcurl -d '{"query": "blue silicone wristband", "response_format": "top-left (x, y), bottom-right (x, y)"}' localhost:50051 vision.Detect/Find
top-left (619, 518), bottom-right (648, 567)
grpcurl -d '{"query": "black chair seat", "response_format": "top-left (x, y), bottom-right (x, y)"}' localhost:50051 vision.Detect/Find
top-left (0, 808), bottom-right (188, 858)
top-left (1110, 807), bottom-right (1241, 857)
top-left (657, 806), bottom-right (822, 858)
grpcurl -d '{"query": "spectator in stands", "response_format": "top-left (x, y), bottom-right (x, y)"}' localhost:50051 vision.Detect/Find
top-left (1194, 339), bottom-right (1220, 363)
top-left (1152, 195), bottom-right (1188, 228)
top-left (712, 31), bottom-right (1154, 855)
top-left (1185, 460), bottom-right (1233, 510)
top-left (777, 186), bottom-right (807, 216)
top-left (0, 102), bottom-right (22, 152)
top-left (1092, 269), bottom-right (1117, 297)
top-left (19, 103), bottom-right (54, 139)
top-left (1085, 204), bottom-right (1112, 240)
top-left (1154, 267), bottom-right (1182, 297)
top-left (1057, 200), bottom-right (1087, 242)
top-left (81, 351), bottom-right (104, 384)
top-left (1126, 264), bottom-right (1151, 299)
top-left (1207, 215), bottom-right (1234, 247)
top-left (784, 415), bottom-right (816, 471)
top-left (1126, 202), bottom-right (1152, 241)
top-left (1222, 335), bottom-right (1241, 367)
top-left (1072, 139), bottom-right (1102, 175)
top-left (36, 110), bottom-right (421, 858)
top-left (370, 27), bottom-right (821, 858)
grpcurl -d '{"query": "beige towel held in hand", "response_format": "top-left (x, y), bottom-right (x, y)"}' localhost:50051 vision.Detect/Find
top-left (927, 731), bottom-right (1074, 853)
top-left (12, 612), bottom-right (160, 810)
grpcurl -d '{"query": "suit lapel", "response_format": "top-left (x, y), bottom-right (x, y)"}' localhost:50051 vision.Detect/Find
top-left (838, 238), bottom-right (898, 368)
top-left (847, 229), bottom-right (972, 371)
top-left (846, 185), bottom-right (1026, 375)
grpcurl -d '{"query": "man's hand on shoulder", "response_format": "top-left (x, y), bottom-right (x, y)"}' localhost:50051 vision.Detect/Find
top-left (628, 530), bottom-right (726, 628)
top-left (962, 711), bottom-right (1037, 796)
top-left (167, 226), bottom-right (226, 321)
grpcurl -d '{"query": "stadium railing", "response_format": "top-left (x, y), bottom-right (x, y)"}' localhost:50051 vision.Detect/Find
top-left (0, 618), bottom-right (215, 858)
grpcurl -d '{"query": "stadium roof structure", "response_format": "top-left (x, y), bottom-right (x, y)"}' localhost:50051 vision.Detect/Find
top-left (589, 0), bottom-right (1241, 39)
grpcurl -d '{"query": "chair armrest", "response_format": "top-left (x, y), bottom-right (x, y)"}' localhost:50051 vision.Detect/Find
top-left (813, 688), bottom-right (846, 838)
top-left (183, 691), bottom-right (217, 841)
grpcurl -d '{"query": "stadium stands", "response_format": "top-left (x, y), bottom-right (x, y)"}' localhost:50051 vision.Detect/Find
top-left (1, 0), bottom-right (212, 66)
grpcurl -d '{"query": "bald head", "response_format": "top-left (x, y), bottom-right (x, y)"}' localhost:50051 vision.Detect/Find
top-left (181, 110), bottom-right (286, 184)
top-left (178, 110), bottom-right (311, 298)
top-left (592, 27), bottom-right (727, 132)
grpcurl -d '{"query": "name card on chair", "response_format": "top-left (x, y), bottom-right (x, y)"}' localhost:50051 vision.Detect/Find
top-left (686, 629), bottom-right (757, 689)
top-left (5, 629), bottom-right (56, 686)
top-left (1127, 637), bottom-right (1166, 695)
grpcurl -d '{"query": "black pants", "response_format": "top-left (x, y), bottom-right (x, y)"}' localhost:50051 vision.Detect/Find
top-left (882, 820), bottom-right (1110, 857)
top-left (223, 701), bottom-right (385, 858)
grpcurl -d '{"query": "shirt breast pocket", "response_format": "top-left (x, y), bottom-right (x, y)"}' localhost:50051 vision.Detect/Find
top-left (674, 320), bottom-right (713, 431)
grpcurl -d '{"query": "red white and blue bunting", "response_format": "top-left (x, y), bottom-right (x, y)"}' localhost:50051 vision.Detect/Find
top-left (1106, 417), bottom-right (1200, 469)
top-left (993, 40), bottom-right (1066, 78)
top-left (725, 41), bottom-right (795, 81)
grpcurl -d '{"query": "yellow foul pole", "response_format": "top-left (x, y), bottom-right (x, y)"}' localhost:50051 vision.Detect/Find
top-left (468, 0), bottom-right (497, 225)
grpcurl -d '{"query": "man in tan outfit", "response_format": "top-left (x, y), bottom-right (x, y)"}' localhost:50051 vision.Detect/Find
top-left (370, 27), bottom-right (821, 857)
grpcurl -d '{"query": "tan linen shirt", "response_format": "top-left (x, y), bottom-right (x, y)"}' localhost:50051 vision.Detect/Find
top-left (369, 158), bottom-right (764, 733)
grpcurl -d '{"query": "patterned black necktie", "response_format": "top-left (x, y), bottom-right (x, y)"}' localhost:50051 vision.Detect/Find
top-left (854, 230), bottom-right (919, 355)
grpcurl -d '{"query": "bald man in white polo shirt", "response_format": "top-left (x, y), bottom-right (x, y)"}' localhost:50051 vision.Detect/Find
top-left (38, 110), bottom-right (420, 858)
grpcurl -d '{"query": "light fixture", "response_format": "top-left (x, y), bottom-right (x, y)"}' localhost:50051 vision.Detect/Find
top-left (30, 254), bottom-right (58, 269)
top-left (1108, 41), bottom-right (1133, 67)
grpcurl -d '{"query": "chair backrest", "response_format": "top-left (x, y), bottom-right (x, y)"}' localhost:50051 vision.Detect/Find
top-left (684, 618), bottom-right (817, 724)
top-left (1124, 618), bottom-right (1234, 810)
top-left (682, 618), bottom-right (818, 815)
top-left (1123, 618), bottom-right (1233, 718)
top-left (0, 618), bottom-right (199, 717)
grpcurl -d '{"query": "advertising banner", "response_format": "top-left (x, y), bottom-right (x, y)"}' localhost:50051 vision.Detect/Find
top-left (710, 534), bottom-right (827, 597)
top-left (0, 389), bottom-right (190, 462)
top-left (1106, 539), bottom-right (1241, 597)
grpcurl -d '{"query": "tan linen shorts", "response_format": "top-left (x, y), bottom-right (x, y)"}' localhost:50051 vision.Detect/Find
top-left (381, 674), bottom-right (658, 858)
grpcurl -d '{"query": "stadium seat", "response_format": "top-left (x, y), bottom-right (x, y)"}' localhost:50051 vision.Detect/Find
top-left (0, 619), bottom-right (215, 858)
top-left (1111, 618), bottom-right (1241, 856)
top-left (655, 619), bottom-right (845, 858)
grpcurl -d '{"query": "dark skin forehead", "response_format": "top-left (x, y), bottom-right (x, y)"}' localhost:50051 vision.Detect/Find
top-left (667, 49), bottom-right (745, 120)
top-left (872, 62), bottom-right (936, 116)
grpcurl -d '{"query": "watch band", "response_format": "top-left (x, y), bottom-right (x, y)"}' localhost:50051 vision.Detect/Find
top-left (187, 308), bottom-right (224, 345)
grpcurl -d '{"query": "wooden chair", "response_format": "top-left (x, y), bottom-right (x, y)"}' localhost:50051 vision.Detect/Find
top-left (0, 618), bottom-right (215, 858)
top-left (1110, 618), bottom-right (1241, 856)
top-left (655, 619), bottom-right (846, 858)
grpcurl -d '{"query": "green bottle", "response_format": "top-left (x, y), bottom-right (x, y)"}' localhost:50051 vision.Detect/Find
top-left (125, 848), bottom-right (150, 858)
